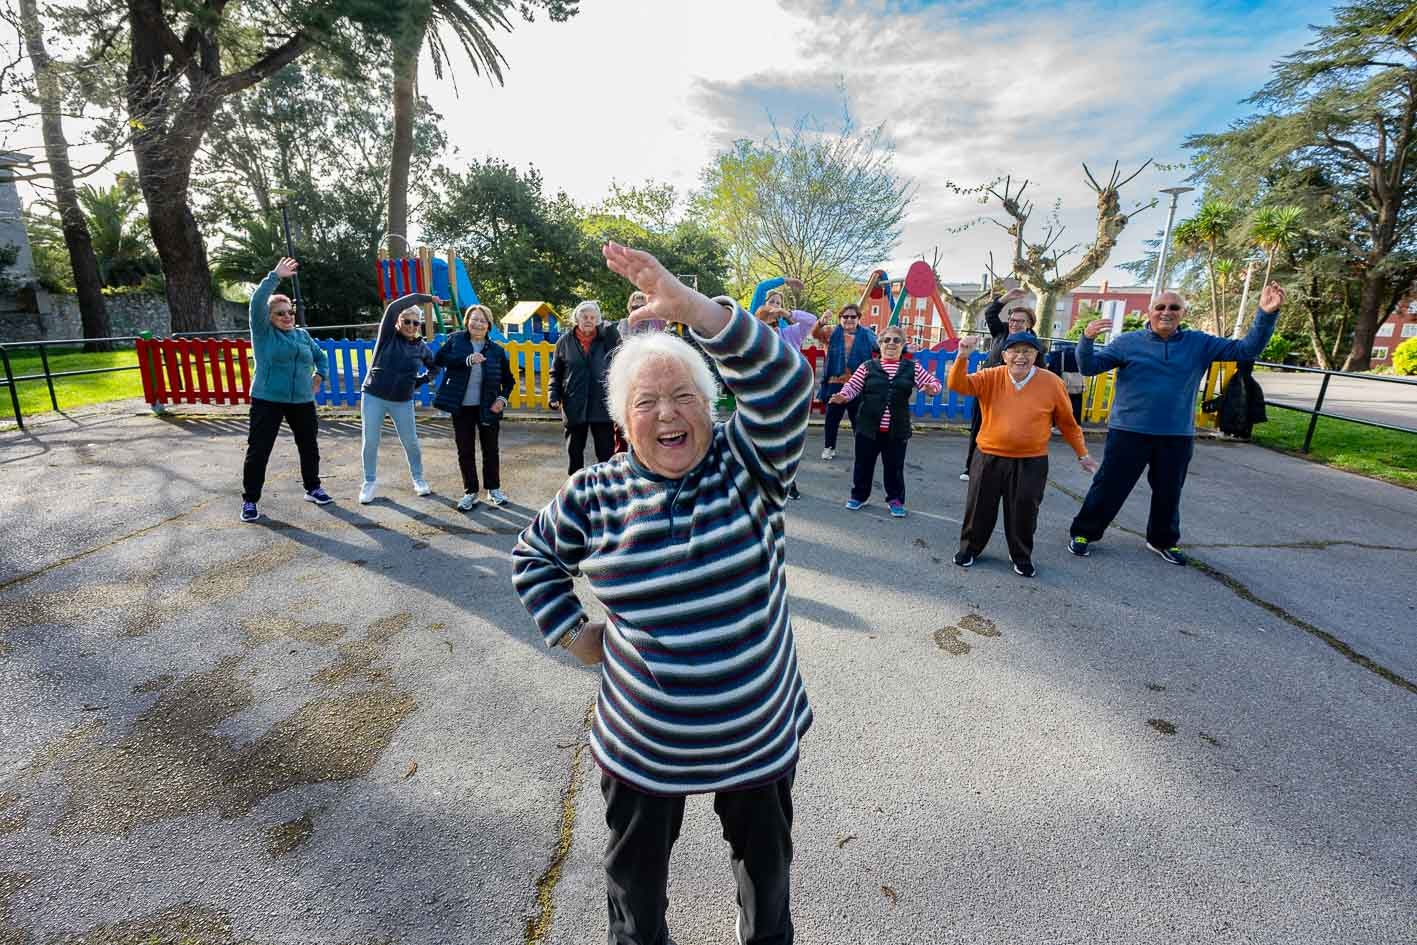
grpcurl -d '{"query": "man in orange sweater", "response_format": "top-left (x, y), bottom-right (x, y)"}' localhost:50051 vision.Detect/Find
top-left (948, 331), bottom-right (1099, 577)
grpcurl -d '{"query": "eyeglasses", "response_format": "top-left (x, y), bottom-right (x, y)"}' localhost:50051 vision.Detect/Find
top-left (272, 310), bottom-right (293, 318)
top-left (880, 337), bottom-right (905, 344)
top-left (1153, 303), bottom-right (1182, 312)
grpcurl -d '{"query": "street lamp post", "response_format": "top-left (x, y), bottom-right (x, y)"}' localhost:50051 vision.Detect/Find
top-left (1151, 185), bottom-right (1195, 301)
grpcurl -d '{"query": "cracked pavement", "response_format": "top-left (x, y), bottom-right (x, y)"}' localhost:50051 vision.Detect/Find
top-left (1, 408), bottom-right (1414, 944)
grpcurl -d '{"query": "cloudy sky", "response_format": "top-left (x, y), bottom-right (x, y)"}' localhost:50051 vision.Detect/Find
top-left (418, 0), bottom-right (1335, 284)
top-left (9, 0), bottom-right (1337, 287)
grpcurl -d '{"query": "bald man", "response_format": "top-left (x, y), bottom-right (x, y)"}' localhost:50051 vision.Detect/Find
top-left (1067, 283), bottom-right (1285, 565)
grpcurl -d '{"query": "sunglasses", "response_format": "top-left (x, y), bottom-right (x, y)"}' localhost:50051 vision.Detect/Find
top-left (401, 318), bottom-right (423, 326)
top-left (1153, 303), bottom-right (1182, 312)
top-left (272, 309), bottom-right (293, 317)
top-left (840, 314), bottom-right (859, 320)
top-left (880, 337), bottom-right (905, 344)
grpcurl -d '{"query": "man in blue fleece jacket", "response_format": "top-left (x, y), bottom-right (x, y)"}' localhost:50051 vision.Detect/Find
top-left (1067, 282), bottom-right (1286, 565)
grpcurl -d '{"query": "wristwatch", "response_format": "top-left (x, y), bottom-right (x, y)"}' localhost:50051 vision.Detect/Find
top-left (559, 618), bottom-right (587, 649)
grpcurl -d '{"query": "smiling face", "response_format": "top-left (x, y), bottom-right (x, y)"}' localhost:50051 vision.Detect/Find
top-left (1004, 342), bottom-right (1038, 376)
top-left (1150, 292), bottom-right (1185, 337)
top-left (626, 354), bottom-right (712, 479)
top-left (839, 306), bottom-right (860, 332)
top-left (878, 329), bottom-right (906, 356)
top-left (465, 308), bottom-right (489, 341)
top-left (1006, 307), bottom-right (1035, 334)
top-left (268, 297), bottom-right (295, 330)
top-left (397, 310), bottom-right (423, 340)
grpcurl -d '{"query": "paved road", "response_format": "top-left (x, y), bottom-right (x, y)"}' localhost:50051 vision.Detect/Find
top-left (1, 407), bottom-right (1414, 944)
top-left (1258, 368), bottom-right (1417, 431)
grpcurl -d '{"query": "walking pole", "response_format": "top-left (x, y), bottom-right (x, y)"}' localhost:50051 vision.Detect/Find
top-left (280, 204), bottom-right (308, 327)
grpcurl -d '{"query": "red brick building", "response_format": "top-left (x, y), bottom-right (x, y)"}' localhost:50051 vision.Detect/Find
top-left (1374, 296), bottom-right (1417, 367)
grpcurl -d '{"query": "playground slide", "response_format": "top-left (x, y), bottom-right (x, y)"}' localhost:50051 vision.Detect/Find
top-left (428, 258), bottom-right (506, 342)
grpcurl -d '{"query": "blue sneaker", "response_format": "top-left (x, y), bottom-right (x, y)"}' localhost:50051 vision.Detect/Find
top-left (845, 498), bottom-right (866, 511)
top-left (888, 501), bottom-right (906, 518)
top-left (240, 502), bottom-right (259, 523)
top-left (304, 487), bottom-right (333, 505)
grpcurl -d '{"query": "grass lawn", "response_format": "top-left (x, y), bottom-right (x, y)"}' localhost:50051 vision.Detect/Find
top-left (1, 347), bottom-right (145, 421)
top-left (1250, 405), bottom-right (1417, 488)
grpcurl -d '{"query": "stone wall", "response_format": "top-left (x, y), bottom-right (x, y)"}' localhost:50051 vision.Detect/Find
top-left (0, 293), bottom-right (248, 344)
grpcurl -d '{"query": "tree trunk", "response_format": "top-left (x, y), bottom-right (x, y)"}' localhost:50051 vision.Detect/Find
top-left (1304, 302), bottom-right (1331, 370)
top-left (1036, 289), bottom-right (1059, 337)
top-left (386, 12), bottom-right (429, 259)
top-left (1341, 270), bottom-right (1385, 372)
top-left (18, 0), bottom-right (111, 350)
top-left (1206, 246), bottom-right (1222, 334)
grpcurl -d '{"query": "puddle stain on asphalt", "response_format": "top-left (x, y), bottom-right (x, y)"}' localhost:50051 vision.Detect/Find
top-left (33, 612), bottom-right (417, 837)
top-left (933, 613), bottom-right (1001, 656)
top-left (1146, 718), bottom-right (1178, 735)
top-left (266, 810), bottom-right (316, 857)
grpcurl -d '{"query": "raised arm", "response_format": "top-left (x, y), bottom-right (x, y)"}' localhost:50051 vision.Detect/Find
top-left (605, 243), bottom-right (811, 498)
top-left (1077, 319), bottom-right (1125, 375)
top-left (511, 478), bottom-right (594, 647)
top-left (947, 335), bottom-right (982, 395)
top-left (248, 258), bottom-right (296, 338)
top-left (1207, 284), bottom-right (1285, 362)
top-left (378, 292), bottom-right (436, 345)
top-left (983, 297), bottom-right (1007, 339)
top-left (748, 276), bottom-right (787, 316)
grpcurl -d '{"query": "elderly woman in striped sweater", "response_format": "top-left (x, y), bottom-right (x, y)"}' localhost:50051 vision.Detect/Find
top-left (512, 242), bottom-right (814, 945)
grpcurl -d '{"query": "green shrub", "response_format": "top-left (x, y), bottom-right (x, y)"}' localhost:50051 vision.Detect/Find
top-left (1393, 336), bottom-right (1417, 376)
top-left (1262, 332), bottom-right (1296, 364)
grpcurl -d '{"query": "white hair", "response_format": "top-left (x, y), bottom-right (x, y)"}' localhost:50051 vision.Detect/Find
top-left (606, 332), bottom-right (720, 429)
top-left (571, 300), bottom-right (602, 323)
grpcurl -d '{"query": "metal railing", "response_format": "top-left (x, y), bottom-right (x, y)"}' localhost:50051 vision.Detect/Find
top-left (1255, 360), bottom-right (1417, 452)
top-left (0, 323), bottom-right (380, 430)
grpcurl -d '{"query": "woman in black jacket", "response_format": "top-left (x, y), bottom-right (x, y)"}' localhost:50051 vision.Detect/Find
top-left (434, 305), bottom-right (516, 509)
top-left (549, 301), bottom-right (622, 475)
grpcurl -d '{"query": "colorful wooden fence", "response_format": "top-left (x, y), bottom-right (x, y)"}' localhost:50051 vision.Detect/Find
top-left (133, 334), bottom-right (1234, 428)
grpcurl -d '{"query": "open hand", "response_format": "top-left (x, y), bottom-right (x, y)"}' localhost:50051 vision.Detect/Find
top-left (829, 393), bottom-right (848, 405)
top-left (1259, 282), bottom-right (1286, 313)
top-left (1079, 455), bottom-right (1099, 474)
top-left (311, 375), bottom-right (322, 395)
top-left (1001, 286), bottom-right (1028, 303)
top-left (490, 398), bottom-right (505, 414)
top-left (1083, 319), bottom-right (1112, 340)
top-left (783, 277), bottom-right (805, 291)
top-left (603, 242), bottom-right (726, 336)
top-left (275, 257), bottom-right (298, 279)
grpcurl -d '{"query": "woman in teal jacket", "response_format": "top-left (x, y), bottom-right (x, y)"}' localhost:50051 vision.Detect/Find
top-left (240, 256), bottom-right (333, 523)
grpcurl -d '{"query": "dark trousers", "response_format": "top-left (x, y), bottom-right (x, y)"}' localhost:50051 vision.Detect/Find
top-left (566, 421), bottom-right (616, 474)
top-left (451, 407), bottom-right (500, 493)
top-left (1067, 391), bottom-right (1084, 425)
top-left (1069, 429), bottom-right (1195, 548)
top-left (959, 452), bottom-right (1049, 562)
top-left (602, 769), bottom-right (795, 945)
top-left (964, 400), bottom-right (983, 472)
top-left (242, 398), bottom-right (320, 503)
top-left (850, 431), bottom-right (908, 504)
top-left (822, 399), bottom-right (859, 450)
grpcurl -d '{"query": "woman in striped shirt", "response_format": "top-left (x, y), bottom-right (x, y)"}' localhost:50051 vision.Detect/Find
top-left (513, 242), bottom-right (813, 945)
top-left (828, 325), bottom-right (942, 517)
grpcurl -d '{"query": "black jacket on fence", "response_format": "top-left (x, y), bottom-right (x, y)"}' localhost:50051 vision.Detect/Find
top-left (1207, 361), bottom-right (1268, 439)
top-left (432, 333), bottom-right (515, 421)
top-left (551, 324), bottom-right (622, 425)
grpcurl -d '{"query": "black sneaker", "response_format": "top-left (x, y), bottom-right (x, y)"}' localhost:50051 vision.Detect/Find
top-left (1067, 536), bottom-right (1091, 557)
top-left (1013, 559), bottom-right (1037, 578)
top-left (1147, 543), bottom-right (1188, 566)
top-left (240, 501), bottom-right (259, 523)
top-left (952, 551), bottom-right (975, 568)
top-left (787, 483), bottom-right (802, 500)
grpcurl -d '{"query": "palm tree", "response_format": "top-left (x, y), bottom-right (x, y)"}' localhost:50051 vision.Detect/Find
top-left (211, 217), bottom-right (286, 286)
top-left (1251, 205), bottom-right (1304, 284)
top-left (77, 175), bottom-right (161, 288)
top-left (386, 0), bottom-right (577, 257)
top-left (1176, 202), bottom-right (1240, 333)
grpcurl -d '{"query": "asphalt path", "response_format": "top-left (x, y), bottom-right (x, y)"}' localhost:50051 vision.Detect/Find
top-left (1, 407), bottom-right (1413, 945)
top-left (1258, 368), bottom-right (1417, 431)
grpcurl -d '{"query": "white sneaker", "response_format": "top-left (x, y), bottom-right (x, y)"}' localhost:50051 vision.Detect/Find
top-left (457, 492), bottom-right (479, 511)
top-left (959, 472), bottom-right (970, 481)
top-left (358, 481), bottom-right (377, 504)
top-left (821, 447), bottom-right (835, 460)
top-left (489, 489), bottom-right (508, 506)
top-left (412, 479), bottom-right (432, 496)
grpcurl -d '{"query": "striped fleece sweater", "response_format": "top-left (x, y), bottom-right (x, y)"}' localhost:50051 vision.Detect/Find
top-left (512, 305), bottom-right (815, 795)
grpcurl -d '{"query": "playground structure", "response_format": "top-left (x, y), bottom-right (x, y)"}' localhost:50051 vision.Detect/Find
top-left (376, 245), bottom-right (505, 341)
top-left (501, 301), bottom-right (562, 342)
